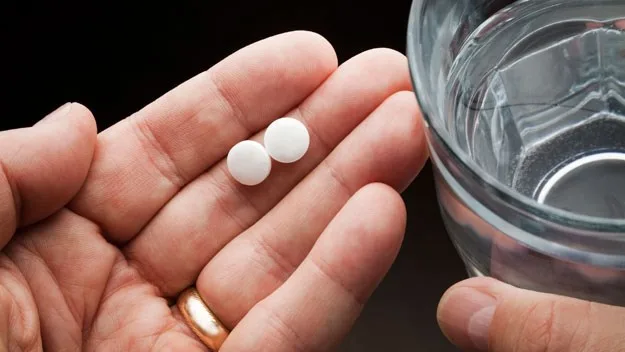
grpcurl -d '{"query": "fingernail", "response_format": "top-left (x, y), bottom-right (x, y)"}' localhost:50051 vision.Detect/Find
top-left (438, 286), bottom-right (496, 351)
top-left (36, 102), bottom-right (72, 125)
top-left (468, 301), bottom-right (496, 350)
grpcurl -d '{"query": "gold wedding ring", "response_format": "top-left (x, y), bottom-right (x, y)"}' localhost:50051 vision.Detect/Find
top-left (177, 287), bottom-right (229, 350)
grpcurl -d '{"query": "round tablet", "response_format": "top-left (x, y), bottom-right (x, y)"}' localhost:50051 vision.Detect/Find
top-left (227, 140), bottom-right (271, 186)
top-left (263, 117), bottom-right (310, 163)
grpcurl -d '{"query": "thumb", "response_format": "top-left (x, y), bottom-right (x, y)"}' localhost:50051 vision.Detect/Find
top-left (0, 102), bottom-right (97, 248)
top-left (437, 277), bottom-right (625, 352)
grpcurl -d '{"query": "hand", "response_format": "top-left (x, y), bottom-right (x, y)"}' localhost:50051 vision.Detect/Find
top-left (0, 31), bottom-right (428, 351)
top-left (438, 276), bottom-right (625, 351)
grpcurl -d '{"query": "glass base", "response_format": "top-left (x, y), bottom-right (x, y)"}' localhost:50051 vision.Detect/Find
top-left (536, 152), bottom-right (625, 219)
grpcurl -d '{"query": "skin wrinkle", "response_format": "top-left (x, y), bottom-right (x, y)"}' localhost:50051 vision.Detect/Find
top-left (298, 105), bottom-right (333, 155)
top-left (309, 255), bottom-right (366, 308)
top-left (8, 241), bottom-right (82, 350)
top-left (124, 256), bottom-right (170, 299)
top-left (85, 255), bottom-right (190, 350)
top-left (89, 308), bottom-right (164, 349)
top-left (82, 251), bottom-right (118, 346)
top-left (205, 165), bottom-right (254, 233)
top-left (0, 263), bottom-right (38, 351)
top-left (569, 301), bottom-right (592, 352)
top-left (35, 244), bottom-right (106, 330)
top-left (244, 238), bottom-right (290, 289)
top-left (9, 298), bottom-right (40, 352)
top-left (320, 158), bottom-right (356, 197)
top-left (250, 231), bottom-right (298, 283)
top-left (205, 69), bottom-right (254, 137)
top-left (23, 211), bottom-right (118, 345)
top-left (97, 253), bottom-right (160, 305)
top-left (130, 117), bottom-right (188, 190)
top-left (214, 162), bottom-right (264, 226)
top-left (254, 303), bottom-right (307, 352)
top-left (532, 301), bottom-right (555, 352)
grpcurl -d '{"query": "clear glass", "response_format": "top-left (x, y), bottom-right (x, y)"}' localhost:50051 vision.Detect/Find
top-left (407, 0), bottom-right (625, 306)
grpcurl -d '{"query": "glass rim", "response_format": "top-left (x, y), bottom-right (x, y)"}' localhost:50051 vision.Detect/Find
top-left (405, 0), bottom-right (625, 232)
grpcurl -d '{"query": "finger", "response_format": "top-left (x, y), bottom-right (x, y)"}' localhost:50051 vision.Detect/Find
top-left (123, 48), bottom-right (414, 296)
top-left (437, 277), bottom-right (625, 352)
top-left (0, 257), bottom-right (41, 350)
top-left (0, 103), bottom-right (97, 248)
top-left (69, 30), bottom-right (338, 243)
top-left (197, 90), bottom-right (427, 327)
top-left (221, 183), bottom-right (406, 352)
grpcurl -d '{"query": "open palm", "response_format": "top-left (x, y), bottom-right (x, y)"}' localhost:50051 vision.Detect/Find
top-left (0, 32), bottom-right (427, 351)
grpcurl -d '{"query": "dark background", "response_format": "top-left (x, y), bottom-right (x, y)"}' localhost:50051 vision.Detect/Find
top-left (2, 1), bottom-right (466, 350)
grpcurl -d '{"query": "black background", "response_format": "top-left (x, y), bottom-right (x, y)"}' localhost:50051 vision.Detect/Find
top-left (2, 1), bottom-right (466, 350)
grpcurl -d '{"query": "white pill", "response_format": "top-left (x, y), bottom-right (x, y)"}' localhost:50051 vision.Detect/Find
top-left (227, 140), bottom-right (271, 186)
top-left (264, 117), bottom-right (310, 163)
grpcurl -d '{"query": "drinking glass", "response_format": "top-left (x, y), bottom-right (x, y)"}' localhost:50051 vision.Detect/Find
top-left (407, 0), bottom-right (625, 305)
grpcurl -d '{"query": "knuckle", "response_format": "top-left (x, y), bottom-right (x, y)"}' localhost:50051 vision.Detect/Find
top-left (129, 115), bottom-right (187, 188)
